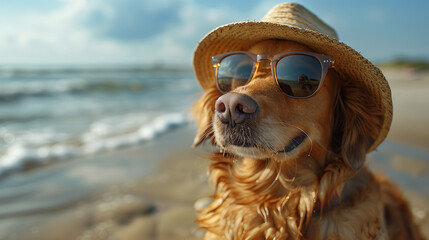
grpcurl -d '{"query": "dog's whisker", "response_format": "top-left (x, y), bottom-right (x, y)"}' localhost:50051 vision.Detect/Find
top-left (292, 127), bottom-right (338, 157)
top-left (266, 120), bottom-right (314, 156)
top-left (279, 155), bottom-right (298, 187)
top-left (261, 158), bottom-right (283, 191)
top-left (278, 118), bottom-right (341, 158)
top-left (282, 122), bottom-right (311, 144)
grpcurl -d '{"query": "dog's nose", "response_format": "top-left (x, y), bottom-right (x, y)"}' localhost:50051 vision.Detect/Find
top-left (215, 93), bottom-right (258, 126)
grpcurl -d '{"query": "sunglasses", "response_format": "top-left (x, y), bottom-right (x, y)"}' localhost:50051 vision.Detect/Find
top-left (212, 51), bottom-right (334, 98)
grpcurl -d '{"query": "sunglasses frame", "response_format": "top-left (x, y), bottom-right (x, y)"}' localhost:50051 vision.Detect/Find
top-left (212, 51), bottom-right (334, 99)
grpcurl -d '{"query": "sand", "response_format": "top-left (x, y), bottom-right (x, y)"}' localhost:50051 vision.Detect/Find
top-left (1, 68), bottom-right (429, 240)
top-left (383, 68), bottom-right (429, 150)
top-left (0, 126), bottom-right (211, 240)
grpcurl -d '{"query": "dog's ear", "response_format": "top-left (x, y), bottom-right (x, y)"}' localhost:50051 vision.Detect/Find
top-left (192, 88), bottom-right (220, 147)
top-left (333, 80), bottom-right (384, 171)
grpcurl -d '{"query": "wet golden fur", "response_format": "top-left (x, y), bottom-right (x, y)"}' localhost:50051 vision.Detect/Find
top-left (193, 40), bottom-right (423, 239)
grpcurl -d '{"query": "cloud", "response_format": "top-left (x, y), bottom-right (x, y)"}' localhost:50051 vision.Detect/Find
top-left (0, 1), bottom-right (346, 65)
top-left (80, 0), bottom-right (183, 41)
top-left (0, 0), bottom-right (267, 64)
top-left (3, 0), bottom-right (419, 65)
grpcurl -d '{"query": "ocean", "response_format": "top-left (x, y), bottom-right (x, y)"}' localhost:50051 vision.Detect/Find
top-left (0, 65), bottom-right (200, 179)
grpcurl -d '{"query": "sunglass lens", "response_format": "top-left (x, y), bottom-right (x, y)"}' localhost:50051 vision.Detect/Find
top-left (217, 54), bottom-right (254, 92)
top-left (276, 55), bottom-right (322, 97)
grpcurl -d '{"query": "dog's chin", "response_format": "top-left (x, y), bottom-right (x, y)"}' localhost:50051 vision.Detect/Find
top-left (226, 145), bottom-right (272, 159)
top-left (219, 134), bottom-right (308, 159)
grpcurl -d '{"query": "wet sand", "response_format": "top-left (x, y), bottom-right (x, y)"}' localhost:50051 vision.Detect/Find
top-left (1, 68), bottom-right (429, 240)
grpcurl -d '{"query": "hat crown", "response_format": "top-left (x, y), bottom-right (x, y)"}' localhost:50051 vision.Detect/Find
top-left (261, 3), bottom-right (338, 40)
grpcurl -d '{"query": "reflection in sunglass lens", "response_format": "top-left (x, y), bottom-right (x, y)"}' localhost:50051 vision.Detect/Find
top-left (276, 55), bottom-right (322, 97)
top-left (217, 54), bottom-right (254, 92)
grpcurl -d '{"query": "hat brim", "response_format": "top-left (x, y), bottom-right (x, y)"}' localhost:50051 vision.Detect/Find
top-left (193, 21), bottom-right (392, 152)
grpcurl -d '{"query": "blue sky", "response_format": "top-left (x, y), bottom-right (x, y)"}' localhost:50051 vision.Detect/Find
top-left (0, 0), bottom-right (428, 65)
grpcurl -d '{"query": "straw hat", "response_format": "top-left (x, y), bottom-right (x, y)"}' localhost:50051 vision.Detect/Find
top-left (193, 2), bottom-right (392, 152)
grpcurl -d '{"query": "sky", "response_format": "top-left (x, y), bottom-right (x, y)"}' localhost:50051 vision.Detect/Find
top-left (0, 0), bottom-right (428, 66)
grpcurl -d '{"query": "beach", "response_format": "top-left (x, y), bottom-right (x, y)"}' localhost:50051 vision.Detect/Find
top-left (0, 125), bottom-right (210, 240)
top-left (0, 67), bottom-right (428, 239)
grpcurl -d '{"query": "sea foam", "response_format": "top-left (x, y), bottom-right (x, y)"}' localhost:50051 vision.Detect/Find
top-left (0, 112), bottom-right (188, 178)
top-left (83, 113), bottom-right (187, 154)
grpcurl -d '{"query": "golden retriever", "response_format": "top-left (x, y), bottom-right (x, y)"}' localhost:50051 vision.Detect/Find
top-left (192, 39), bottom-right (424, 239)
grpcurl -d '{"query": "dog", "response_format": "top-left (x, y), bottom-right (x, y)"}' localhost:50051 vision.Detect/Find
top-left (192, 38), bottom-right (424, 239)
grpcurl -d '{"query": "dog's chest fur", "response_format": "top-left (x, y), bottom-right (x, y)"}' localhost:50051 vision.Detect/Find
top-left (198, 155), bottom-right (390, 240)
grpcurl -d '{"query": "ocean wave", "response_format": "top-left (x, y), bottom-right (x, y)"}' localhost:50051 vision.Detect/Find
top-left (0, 65), bottom-right (192, 77)
top-left (0, 144), bottom-right (80, 176)
top-left (0, 78), bottom-right (155, 103)
top-left (83, 113), bottom-right (187, 154)
top-left (0, 112), bottom-right (188, 178)
top-left (0, 78), bottom-right (86, 103)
